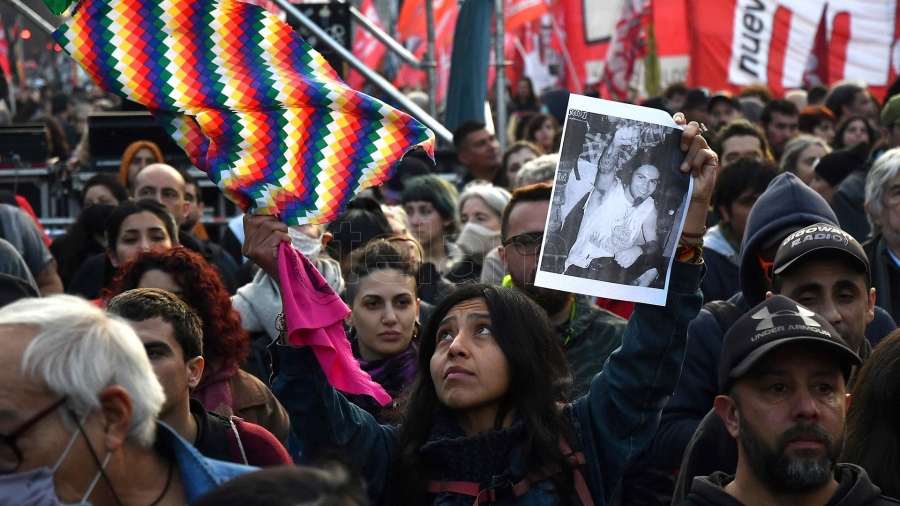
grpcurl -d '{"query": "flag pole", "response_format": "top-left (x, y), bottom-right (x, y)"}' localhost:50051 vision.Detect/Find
top-left (424, 0), bottom-right (438, 120)
top-left (494, 0), bottom-right (506, 152)
top-left (4, 0), bottom-right (55, 35)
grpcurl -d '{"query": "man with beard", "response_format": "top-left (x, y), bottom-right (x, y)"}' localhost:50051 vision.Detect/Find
top-left (498, 183), bottom-right (626, 397)
top-left (680, 294), bottom-right (897, 505)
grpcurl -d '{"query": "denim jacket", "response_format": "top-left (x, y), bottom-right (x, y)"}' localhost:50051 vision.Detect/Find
top-left (154, 422), bottom-right (257, 503)
top-left (271, 260), bottom-right (704, 505)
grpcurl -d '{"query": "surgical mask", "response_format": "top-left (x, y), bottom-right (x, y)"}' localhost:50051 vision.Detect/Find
top-left (0, 415), bottom-right (111, 506)
top-left (288, 227), bottom-right (322, 262)
top-left (455, 223), bottom-right (501, 263)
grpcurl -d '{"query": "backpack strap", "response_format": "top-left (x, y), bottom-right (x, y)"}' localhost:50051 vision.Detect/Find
top-left (425, 436), bottom-right (594, 505)
top-left (702, 300), bottom-right (743, 334)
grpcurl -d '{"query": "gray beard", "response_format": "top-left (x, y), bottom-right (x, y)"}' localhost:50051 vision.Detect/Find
top-left (739, 415), bottom-right (842, 495)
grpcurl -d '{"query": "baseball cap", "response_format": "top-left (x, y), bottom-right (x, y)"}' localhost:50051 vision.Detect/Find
top-left (683, 88), bottom-right (711, 110)
top-left (707, 91), bottom-right (741, 112)
top-left (773, 222), bottom-right (869, 286)
top-left (718, 294), bottom-right (862, 393)
top-left (881, 94), bottom-right (900, 128)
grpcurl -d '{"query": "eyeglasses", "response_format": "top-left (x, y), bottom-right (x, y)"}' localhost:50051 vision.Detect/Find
top-left (0, 397), bottom-right (67, 474)
top-left (502, 232), bottom-right (544, 255)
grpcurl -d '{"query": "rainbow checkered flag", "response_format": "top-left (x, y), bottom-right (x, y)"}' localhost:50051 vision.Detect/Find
top-left (53, 0), bottom-right (434, 225)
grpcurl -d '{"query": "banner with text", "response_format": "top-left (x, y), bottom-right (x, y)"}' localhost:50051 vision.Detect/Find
top-left (687, 0), bottom-right (900, 97)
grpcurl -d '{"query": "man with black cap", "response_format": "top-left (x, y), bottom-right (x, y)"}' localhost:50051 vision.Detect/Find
top-left (707, 92), bottom-right (744, 133)
top-left (680, 294), bottom-right (897, 505)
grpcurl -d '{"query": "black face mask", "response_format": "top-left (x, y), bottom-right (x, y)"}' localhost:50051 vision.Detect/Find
top-left (81, 204), bottom-right (115, 236)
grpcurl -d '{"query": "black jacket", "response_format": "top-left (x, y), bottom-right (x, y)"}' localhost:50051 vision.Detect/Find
top-left (679, 464), bottom-right (900, 505)
top-left (863, 234), bottom-right (900, 325)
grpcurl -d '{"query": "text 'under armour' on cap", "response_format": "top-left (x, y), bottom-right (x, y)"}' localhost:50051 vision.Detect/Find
top-left (718, 294), bottom-right (862, 394)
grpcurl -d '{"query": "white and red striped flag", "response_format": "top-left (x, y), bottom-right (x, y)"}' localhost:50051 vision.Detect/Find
top-left (686, 0), bottom-right (899, 98)
top-left (597, 0), bottom-right (650, 101)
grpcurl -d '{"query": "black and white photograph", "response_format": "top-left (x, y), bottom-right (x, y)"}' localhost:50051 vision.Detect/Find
top-left (535, 96), bottom-right (692, 306)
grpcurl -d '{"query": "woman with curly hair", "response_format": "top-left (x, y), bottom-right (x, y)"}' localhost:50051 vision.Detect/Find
top-left (106, 246), bottom-right (290, 444)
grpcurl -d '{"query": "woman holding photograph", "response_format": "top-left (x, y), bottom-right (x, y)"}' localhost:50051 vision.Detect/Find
top-left (242, 113), bottom-right (717, 505)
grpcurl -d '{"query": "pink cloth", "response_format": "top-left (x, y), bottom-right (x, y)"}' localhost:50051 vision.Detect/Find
top-left (278, 242), bottom-right (391, 405)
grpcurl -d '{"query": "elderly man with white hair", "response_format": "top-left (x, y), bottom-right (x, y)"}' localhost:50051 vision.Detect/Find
top-left (0, 295), bottom-right (254, 504)
top-left (865, 148), bottom-right (900, 325)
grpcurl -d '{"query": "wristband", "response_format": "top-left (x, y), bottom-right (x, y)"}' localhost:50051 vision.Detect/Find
top-left (676, 242), bottom-right (704, 264)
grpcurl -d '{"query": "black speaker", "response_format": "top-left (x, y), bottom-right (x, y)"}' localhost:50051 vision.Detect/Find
top-left (0, 125), bottom-right (48, 169)
top-left (289, 2), bottom-right (351, 79)
top-left (87, 111), bottom-right (190, 171)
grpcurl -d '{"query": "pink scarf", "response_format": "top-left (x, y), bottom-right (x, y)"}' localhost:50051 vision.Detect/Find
top-left (192, 362), bottom-right (237, 417)
top-left (278, 242), bottom-right (391, 405)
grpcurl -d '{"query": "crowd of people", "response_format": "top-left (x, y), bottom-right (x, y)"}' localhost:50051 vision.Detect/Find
top-left (2, 72), bottom-right (900, 506)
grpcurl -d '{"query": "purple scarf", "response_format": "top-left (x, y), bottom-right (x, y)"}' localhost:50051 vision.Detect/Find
top-left (346, 331), bottom-right (419, 422)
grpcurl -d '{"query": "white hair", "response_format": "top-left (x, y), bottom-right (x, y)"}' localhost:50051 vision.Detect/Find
top-left (516, 154), bottom-right (560, 188)
top-left (457, 181), bottom-right (512, 218)
top-left (865, 148), bottom-right (900, 236)
top-left (0, 295), bottom-right (165, 448)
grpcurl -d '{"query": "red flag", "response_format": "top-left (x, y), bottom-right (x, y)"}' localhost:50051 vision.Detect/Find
top-left (394, 0), bottom-right (459, 104)
top-left (597, 0), bottom-right (649, 101)
top-left (506, 0), bottom-right (548, 32)
top-left (345, 0), bottom-right (387, 90)
top-left (686, 0), bottom-right (899, 97)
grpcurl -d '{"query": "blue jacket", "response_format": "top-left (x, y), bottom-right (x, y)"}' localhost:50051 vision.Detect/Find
top-left (154, 422), bottom-right (257, 503)
top-left (271, 260), bottom-right (704, 505)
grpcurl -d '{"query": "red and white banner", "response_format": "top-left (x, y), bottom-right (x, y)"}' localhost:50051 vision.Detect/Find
top-left (597, 0), bottom-right (649, 100)
top-left (506, 0), bottom-right (548, 32)
top-left (687, 0), bottom-right (900, 97)
top-left (346, 0), bottom-right (387, 90)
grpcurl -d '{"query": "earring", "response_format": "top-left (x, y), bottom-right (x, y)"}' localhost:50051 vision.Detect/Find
top-left (413, 320), bottom-right (421, 340)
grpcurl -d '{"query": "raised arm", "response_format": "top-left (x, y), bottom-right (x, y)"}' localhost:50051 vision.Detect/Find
top-left (243, 215), bottom-right (400, 503)
top-left (571, 114), bottom-right (717, 502)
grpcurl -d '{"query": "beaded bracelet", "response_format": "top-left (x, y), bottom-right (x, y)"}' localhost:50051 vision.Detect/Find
top-left (681, 226), bottom-right (707, 240)
top-left (676, 242), bottom-right (704, 264)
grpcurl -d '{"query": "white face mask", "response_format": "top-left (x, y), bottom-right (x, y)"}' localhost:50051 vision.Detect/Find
top-left (288, 227), bottom-right (322, 262)
top-left (0, 416), bottom-right (111, 506)
top-left (455, 222), bottom-right (502, 263)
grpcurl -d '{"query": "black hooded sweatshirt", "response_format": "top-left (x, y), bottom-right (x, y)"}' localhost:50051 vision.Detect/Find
top-left (680, 464), bottom-right (900, 505)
